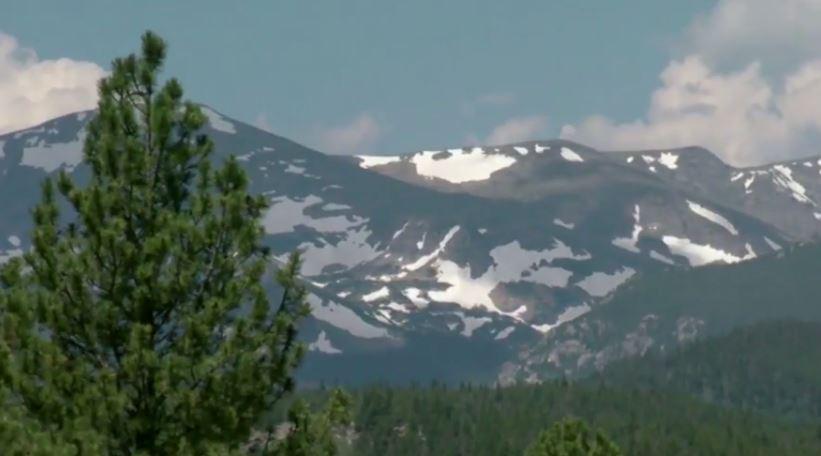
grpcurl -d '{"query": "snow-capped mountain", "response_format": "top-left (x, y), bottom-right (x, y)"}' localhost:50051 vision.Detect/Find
top-left (0, 107), bottom-right (815, 383)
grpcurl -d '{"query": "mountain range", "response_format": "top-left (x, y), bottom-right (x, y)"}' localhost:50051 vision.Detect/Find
top-left (2, 106), bottom-right (820, 384)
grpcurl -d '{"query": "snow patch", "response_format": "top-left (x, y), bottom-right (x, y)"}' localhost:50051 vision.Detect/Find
top-left (403, 226), bottom-right (460, 272)
top-left (764, 237), bottom-right (782, 251)
top-left (650, 250), bottom-right (675, 265)
top-left (308, 331), bottom-right (342, 354)
top-left (657, 152), bottom-right (679, 170)
top-left (532, 303), bottom-right (591, 334)
top-left (322, 203), bottom-right (351, 211)
top-left (357, 155), bottom-right (401, 168)
top-left (495, 326), bottom-right (516, 340)
top-left (429, 239), bottom-right (588, 316)
top-left (662, 236), bottom-right (756, 266)
top-left (308, 295), bottom-right (389, 339)
top-left (458, 314), bottom-right (492, 337)
top-left (298, 228), bottom-right (381, 276)
top-left (612, 205), bottom-right (642, 253)
top-left (403, 288), bottom-right (429, 308)
top-left (21, 132), bottom-right (86, 172)
top-left (263, 195), bottom-right (365, 234)
top-left (686, 200), bottom-right (738, 235)
top-left (772, 165), bottom-right (813, 204)
top-left (391, 222), bottom-right (410, 240)
top-left (284, 164), bottom-right (307, 175)
top-left (362, 286), bottom-right (390, 303)
top-left (410, 148), bottom-right (516, 183)
top-left (553, 218), bottom-right (575, 229)
top-left (385, 302), bottom-right (410, 313)
top-left (514, 146), bottom-right (529, 155)
top-left (201, 107), bottom-right (237, 134)
top-left (575, 267), bottom-right (636, 297)
top-left (560, 147), bottom-right (584, 162)
top-left (416, 232), bottom-right (427, 250)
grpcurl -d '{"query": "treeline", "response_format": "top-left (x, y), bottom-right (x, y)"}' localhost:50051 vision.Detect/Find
top-left (287, 380), bottom-right (821, 455)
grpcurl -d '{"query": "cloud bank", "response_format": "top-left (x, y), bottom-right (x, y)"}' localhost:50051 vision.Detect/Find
top-left (0, 32), bottom-right (105, 135)
top-left (312, 113), bottom-right (383, 155)
top-left (484, 115), bottom-right (549, 145)
top-left (560, 0), bottom-right (821, 166)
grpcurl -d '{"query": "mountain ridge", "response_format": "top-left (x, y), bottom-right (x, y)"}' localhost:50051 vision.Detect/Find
top-left (1, 106), bottom-right (817, 384)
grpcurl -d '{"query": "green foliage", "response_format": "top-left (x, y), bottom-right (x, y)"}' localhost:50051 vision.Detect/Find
top-left (525, 418), bottom-right (621, 456)
top-left (597, 320), bottom-right (821, 420)
top-left (327, 381), bottom-right (821, 456)
top-left (256, 389), bottom-right (353, 456)
top-left (0, 31), bottom-right (307, 454)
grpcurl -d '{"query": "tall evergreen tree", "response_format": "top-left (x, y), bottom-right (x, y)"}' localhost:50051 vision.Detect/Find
top-left (0, 31), bottom-right (308, 454)
top-left (525, 419), bottom-right (622, 456)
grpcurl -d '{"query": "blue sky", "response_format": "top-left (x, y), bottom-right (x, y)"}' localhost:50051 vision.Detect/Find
top-left (3, 1), bottom-right (821, 165)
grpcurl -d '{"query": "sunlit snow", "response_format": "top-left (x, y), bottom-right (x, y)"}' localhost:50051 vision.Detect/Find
top-left (357, 155), bottom-right (401, 168)
top-left (308, 331), bottom-right (342, 354)
top-left (560, 147), bottom-right (584, 162)
top-left (403, 226), bottom-right (460, 271)
top-left (402, 288), bottom-right (429, 308)
top-left (657, 152), bottom-right (679, 170)
top-left (362, 286), bottom-right (390, 302)
top-left (686, 200), bottom-right (738, 235)
top-left (772, 165), bottom-right (813, 204)
top-left (428, 239), bottom-right (588, 315)
top-left (409, 148), bottom-right (516, 183)
top-left (662, 236), bottom-right (756, 266)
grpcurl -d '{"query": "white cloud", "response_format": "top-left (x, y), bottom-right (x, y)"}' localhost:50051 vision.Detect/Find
top-left (312, 113), bottom-right (383, 155)
top-left (483, 115), bottom-right (549, 145)
top-left (560, 1), bottom-right (821, 166)
top-left (0, 32), bottom-right (105, 135)
top-left (684, 0), bottom-right (821, 72)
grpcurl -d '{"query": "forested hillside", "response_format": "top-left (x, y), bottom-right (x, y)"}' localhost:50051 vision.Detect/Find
top-left (285, 380), bottom-right (821, 455)
top-left (511, 242), bottom-right (821, 381)
top-left (596, 320), bottom-right (821, 420)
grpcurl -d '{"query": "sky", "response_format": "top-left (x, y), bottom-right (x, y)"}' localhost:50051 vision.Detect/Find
top-left (3, 0), bottom-right (821, 166)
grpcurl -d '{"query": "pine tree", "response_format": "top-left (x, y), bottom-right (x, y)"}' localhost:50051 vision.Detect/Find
top-left (254, 388), bottom-right (353, 456)
top-left (525, 418), bottom-right (622, 456)
top-left (0, 31), bottom-right (308, 454)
